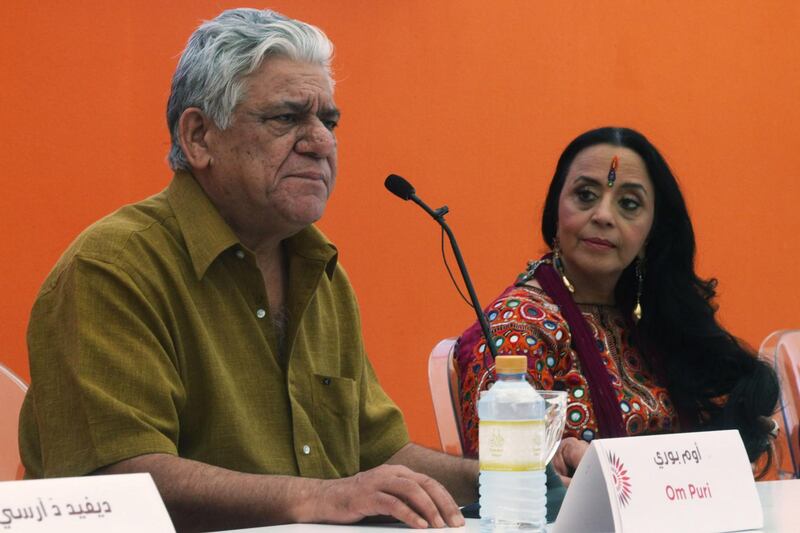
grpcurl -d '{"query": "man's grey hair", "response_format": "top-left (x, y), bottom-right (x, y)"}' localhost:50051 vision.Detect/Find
top-left (166, 8), bottom-right (334, 171)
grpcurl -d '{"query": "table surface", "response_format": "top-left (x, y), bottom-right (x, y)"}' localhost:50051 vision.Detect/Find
top-left (221, 479), bottom-right (799, 532)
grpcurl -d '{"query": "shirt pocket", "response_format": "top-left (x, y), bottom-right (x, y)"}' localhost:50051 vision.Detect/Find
top-left (311, 374), bottom-right (359, 476)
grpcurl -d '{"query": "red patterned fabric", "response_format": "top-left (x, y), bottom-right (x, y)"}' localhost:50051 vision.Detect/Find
top-left (454, 284), bottom-right (678, 459)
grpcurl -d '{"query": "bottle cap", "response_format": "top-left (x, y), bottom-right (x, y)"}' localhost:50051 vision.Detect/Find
top-left (494, 355), bottom-right (527, 374)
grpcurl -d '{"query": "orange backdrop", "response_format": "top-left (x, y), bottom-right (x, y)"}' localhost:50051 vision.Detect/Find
top-left (2, 1), bottom-right (798, 451)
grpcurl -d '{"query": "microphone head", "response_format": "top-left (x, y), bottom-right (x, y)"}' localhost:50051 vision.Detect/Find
top-left (385, 174), bottom-right (415, 201)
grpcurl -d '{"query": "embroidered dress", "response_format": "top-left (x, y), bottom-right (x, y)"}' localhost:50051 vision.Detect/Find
top-left (454, 283), bottom-right (678, 458)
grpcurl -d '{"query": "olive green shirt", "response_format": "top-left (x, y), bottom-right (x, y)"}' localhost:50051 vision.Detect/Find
top-left (20, 171), bottom-right (409, 479)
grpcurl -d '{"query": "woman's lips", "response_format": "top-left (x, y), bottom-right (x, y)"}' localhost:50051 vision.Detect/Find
top-left (582, 237), bottom-right (616, 250)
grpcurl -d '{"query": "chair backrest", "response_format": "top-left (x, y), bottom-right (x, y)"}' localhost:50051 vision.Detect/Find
top-left (427, 337), bottom-right (463, 457)
top-left (0, 363), bottom-right (28, 481)
top-left (760, 330), bottom-right (800, 479)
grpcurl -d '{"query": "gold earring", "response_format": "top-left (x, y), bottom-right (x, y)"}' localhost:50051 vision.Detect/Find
top-left (553, 237), bottom-right (575, 293)
top-left (633, 257), bottom-right (644, 323)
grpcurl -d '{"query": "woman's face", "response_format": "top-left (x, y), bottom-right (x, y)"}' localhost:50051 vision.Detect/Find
top-left (556, 143), bottom-right (655, 288)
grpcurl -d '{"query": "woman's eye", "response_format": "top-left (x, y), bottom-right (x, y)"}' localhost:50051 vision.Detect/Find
top-left (620, 197), bottom-right (642, 211)
top-left (576, 189), bottom-right (597, 203)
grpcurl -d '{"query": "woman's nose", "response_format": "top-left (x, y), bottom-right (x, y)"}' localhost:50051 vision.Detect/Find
top-left (591, 197), bottom-right (615, 227)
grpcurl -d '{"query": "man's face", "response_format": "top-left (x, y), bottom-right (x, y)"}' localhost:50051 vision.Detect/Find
top-left (202, 56), bottom-right (339, 241)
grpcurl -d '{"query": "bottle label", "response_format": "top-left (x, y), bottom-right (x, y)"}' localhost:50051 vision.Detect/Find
top-left (479, 420), bottom-right (544, 471)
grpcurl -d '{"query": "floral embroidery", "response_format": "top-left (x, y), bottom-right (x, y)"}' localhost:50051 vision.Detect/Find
top-left (454, 285), bottom-right (678, 458)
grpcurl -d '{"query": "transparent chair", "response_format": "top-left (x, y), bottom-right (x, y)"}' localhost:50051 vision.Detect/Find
top-left (759, 330), bottom-right (800, 479)
top-left (427, 337), bottom-right (463, 456)
top-left (0, 362), bottom-right (28, 480)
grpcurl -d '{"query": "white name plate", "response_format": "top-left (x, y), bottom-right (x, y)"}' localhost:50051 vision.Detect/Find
top-left (553, 430), bottom-right (761, 533)
top-left (0, 473), bottom-right (175, 531)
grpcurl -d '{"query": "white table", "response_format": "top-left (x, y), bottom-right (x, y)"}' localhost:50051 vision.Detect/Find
top-left (222, 479), bottom-right (799, 532)
top-left (757, 479), bottom-right (798, 532)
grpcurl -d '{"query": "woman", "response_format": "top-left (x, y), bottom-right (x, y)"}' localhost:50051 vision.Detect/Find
top-left (455, 127), bottom-right (779, 475)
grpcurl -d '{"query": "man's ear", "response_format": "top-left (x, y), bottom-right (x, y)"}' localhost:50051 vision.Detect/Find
top-left (178, 107), bottom-right (213, 170)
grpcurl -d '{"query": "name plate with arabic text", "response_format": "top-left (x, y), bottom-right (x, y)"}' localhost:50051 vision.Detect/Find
top-left (553, 430), bottom-right (761, 533)
top-left (0, 473), bottom-right (174, 532)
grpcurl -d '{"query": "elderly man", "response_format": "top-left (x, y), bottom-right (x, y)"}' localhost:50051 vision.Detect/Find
top-left (18, 8), bottom-right (477, 531)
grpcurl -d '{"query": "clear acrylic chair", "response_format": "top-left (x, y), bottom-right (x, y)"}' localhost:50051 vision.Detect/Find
top-left (0, 362), bottom-right (28, 480)
top-left (759, 330), bottom-right (800, 479)
top-left (427, 337), bottom-right (463, 456)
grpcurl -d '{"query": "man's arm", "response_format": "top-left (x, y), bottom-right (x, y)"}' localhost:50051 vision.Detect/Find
top-left (98, 452), bottom-right (464, 532)
top-left (386, 443), bottom-right (479, 506)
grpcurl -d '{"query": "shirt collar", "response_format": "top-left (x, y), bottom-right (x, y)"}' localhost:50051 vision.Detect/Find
top-left (167, 171), bottom-right (240, 280)
top-left (285, 225), bottom-right (339, 280)
top-left (167, 171), bottom-right (339, 280)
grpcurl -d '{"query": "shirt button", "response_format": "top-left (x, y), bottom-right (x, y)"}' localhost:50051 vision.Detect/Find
top-left (322, 377), bottom-right (331, 385)
top-left (235, 249), bottom-right (245, 259)
top-left (256, 308), bottom-right (267, 319)
top-left (302, 444), bottom-right (311, 455)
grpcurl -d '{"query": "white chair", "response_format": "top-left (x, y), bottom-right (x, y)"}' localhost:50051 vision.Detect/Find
top-left (0, 362), bottom-right (28, 480)
top-left (427, 337), bottom-right (463, 456)
top-left (759, 330), bottom-right (800, 479)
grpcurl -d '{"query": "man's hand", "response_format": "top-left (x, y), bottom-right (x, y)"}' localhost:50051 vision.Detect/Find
top-left (314, 464), bottom-right (464, 529)
top-left (550, 437), bottom-right (589, 487)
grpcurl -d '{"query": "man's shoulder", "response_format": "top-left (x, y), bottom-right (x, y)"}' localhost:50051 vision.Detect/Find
top-left (41, 190), bottom-right (181, 291)
top-left (90, 192), bottom-right (175, 247)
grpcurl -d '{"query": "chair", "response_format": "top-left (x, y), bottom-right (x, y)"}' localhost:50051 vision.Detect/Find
top-left (759, 330), bottom-right (800, 479)
top-left (427, 337), bottom-right (464, 456)
top-left (0, 363), bottom-right (28, 481)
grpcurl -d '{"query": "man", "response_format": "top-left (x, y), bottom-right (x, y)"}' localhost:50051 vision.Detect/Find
top-left (20, 7), bottom-right (578, 530)
top-left (19, 8), bottom-right (475, 531)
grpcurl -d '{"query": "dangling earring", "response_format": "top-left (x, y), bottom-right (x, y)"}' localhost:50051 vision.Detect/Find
top-left (633, 257), bottom-right (644, 323)
top-left (553, 237), bottom-right (575, 293)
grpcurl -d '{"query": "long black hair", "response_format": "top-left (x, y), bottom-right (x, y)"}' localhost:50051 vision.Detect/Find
top-left (541, 127), bottom-right (779, 466)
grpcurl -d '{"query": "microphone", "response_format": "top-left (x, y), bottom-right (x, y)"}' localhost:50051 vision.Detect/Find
top-left (385, 174), bottom-right (415, 200)
top-left (384, 174), bottom-right (498, 359)
top-left (385, 174), bottom-right (451, 220)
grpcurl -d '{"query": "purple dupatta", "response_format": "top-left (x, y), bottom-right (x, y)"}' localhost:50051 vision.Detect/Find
top-left (532, 257), bottom-right (627, 438)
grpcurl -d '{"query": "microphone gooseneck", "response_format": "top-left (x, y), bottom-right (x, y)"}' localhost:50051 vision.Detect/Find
top-left (384, 174), bottom-right (498, 360)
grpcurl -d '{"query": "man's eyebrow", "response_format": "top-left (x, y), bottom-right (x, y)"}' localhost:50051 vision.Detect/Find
top-left (317, 105), bottom-right (340, 122)
top-left (283, 99), bottom-right (313, 113)
top-left (258, 100), bottom-right (340, 120)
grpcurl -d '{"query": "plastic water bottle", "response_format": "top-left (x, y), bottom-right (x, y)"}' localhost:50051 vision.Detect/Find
top-left (478, 355), bottom-right (546, 532)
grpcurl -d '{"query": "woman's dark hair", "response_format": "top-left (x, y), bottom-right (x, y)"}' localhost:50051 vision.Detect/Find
top-left (541, 126), bottom-right (779, 468)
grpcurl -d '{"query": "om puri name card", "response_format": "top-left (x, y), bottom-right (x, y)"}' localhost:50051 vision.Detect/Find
top-left (0, 473), bottom-right (174, 532)
top-left (553, 430), bottom-right (762, 533)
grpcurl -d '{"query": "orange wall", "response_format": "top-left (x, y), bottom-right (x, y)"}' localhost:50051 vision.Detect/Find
top-left (2, 1), bottom-right (799, 451)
